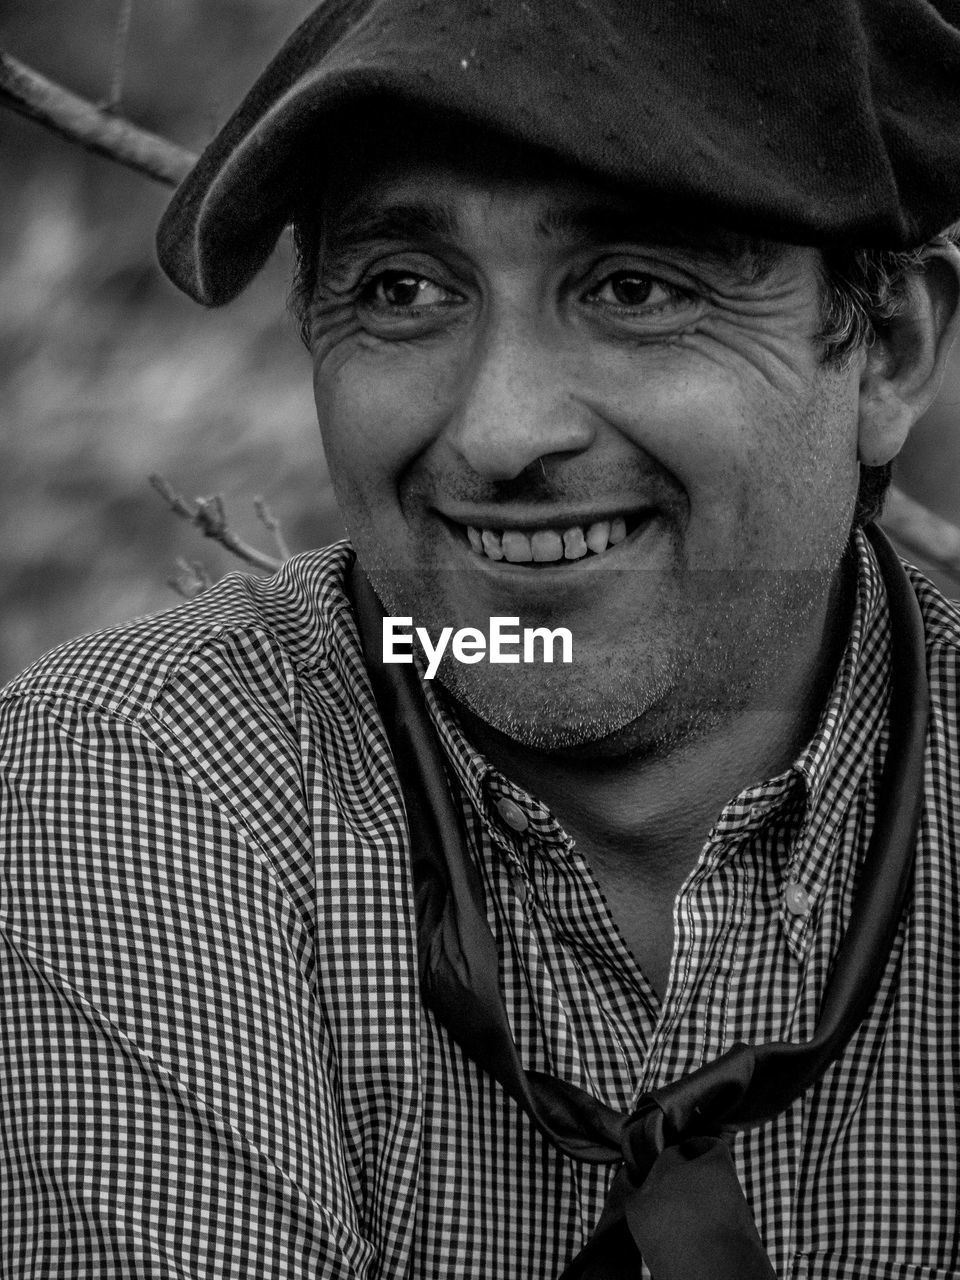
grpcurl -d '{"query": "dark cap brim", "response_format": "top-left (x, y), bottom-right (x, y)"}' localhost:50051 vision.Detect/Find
top-left (157, 0), bottom-right (960, 306)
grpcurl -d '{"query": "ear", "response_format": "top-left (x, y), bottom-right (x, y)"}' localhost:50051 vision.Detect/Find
top-left (857, 243), bottom-right (960, 466)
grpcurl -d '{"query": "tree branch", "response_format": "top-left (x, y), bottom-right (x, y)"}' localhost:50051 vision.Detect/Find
top-left (150, 475), bottom-right (286, 574)
top-left (167, 558), bottom-right (214, 600)
top-left (0, 49), bottom-right (196, 186)
top-left (107, 0), bottom-right (135, 113)
top-left (254, 496), bottom-right (293, 562)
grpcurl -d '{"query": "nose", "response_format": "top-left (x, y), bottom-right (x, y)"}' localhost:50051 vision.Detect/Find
top-left (444, 312), bottom-right (597, 480)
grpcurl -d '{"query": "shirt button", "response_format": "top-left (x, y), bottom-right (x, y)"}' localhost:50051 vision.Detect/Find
top-left (784, 879), bottom-right (812, 916)
top-left (496, 797), bottom-right (529, 833)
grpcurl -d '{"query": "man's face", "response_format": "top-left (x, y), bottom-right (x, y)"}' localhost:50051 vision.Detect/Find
top-left (308, 115), bottom-right (863, 754)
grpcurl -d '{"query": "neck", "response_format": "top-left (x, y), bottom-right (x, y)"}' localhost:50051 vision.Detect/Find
top-left (447, 561), bottom-right (854, 888)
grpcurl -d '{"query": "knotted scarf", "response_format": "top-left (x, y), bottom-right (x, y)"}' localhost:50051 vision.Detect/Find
top-left (348, 525), bottom-right (927, 1279)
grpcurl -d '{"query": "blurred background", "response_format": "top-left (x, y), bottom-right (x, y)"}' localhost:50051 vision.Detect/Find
top-left (1, 0), bottom-right (960, 685)
top-left (0, 0), bottom-right (342, 684)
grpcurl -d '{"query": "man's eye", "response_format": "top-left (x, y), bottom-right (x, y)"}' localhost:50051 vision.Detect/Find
top-left (587, 272), bottom-right (683, 310)
top-left (360, 271), bottom-right (452, 309)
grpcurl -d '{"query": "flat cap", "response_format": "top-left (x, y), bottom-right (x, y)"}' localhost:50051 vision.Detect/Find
top-left (157, 0), bottom-right (960, 306)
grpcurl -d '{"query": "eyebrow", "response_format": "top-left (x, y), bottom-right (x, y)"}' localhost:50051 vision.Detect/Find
top-left (536, 204), bottom-right (781, 279)
top-left (318, 196), bottom-right (780, 282)
top-left (320, 201), bottom-right (459, 260)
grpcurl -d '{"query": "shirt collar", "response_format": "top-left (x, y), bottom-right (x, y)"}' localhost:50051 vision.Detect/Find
top-left (774, 528), bottom-right (891, 949)
top-left (419, 677), bottom-right (574, 865)
top-left (792, 528), bottom-right (890, 815)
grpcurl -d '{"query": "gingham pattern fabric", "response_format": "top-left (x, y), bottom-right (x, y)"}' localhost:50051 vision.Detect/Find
top-left (2, 530), bottom-right (959, 1280)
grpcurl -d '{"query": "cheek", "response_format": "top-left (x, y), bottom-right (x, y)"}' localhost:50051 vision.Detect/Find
top-left (591, 347), bottom-right (758, 490)
top-left (594, 347), bottom-right (860, 560)
top-left (311, 345), bottom-right (449, 506)
top-left (705, 369), bottom-right (862, 564)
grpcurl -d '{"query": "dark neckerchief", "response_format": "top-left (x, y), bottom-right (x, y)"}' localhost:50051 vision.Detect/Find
top-left (347, 525), bottom-right (927, 1279)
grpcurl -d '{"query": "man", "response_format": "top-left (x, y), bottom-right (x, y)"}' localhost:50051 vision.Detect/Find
top-left (4, 1), bottom-right (960, 1276)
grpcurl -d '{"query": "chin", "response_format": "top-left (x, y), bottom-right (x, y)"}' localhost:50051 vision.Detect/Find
top-left (435, 651), bottom-right (677, 754)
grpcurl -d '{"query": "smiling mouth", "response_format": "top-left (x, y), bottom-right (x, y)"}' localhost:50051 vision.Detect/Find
top-left (450, 514), bottom-right (651, 564)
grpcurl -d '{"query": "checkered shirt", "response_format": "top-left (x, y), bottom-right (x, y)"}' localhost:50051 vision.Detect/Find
top-left (2, 529), bottom-right (959, 1280)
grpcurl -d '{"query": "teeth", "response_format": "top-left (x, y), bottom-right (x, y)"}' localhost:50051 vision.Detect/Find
top-left (466, 517), bottom-right (637, 563)
top-left (481, 529), bottom-right (504, 560)
top-left (502, 531), bottom-right (533, 563)
top-left (531, 530), bottom-right (564, 562)
top-left (585, 520), bottom-right (611, 555)
top-left (562, 527), bottom-right (588, 559)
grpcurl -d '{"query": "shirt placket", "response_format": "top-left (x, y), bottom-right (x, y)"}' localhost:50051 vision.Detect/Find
top-left (637, 804), bottom-right (812, 1094)
top-left (636, 834), bottom-right (749, 1093)
top-left (474, 778), bottom-right (657, 1099)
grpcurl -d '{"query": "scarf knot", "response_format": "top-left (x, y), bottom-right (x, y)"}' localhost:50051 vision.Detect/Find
top-left (620, 1096), bottom-right (674, 1186)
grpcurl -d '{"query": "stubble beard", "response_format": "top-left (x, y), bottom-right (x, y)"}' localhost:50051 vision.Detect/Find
top-left (358, 553), bottom-right (846, 763)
